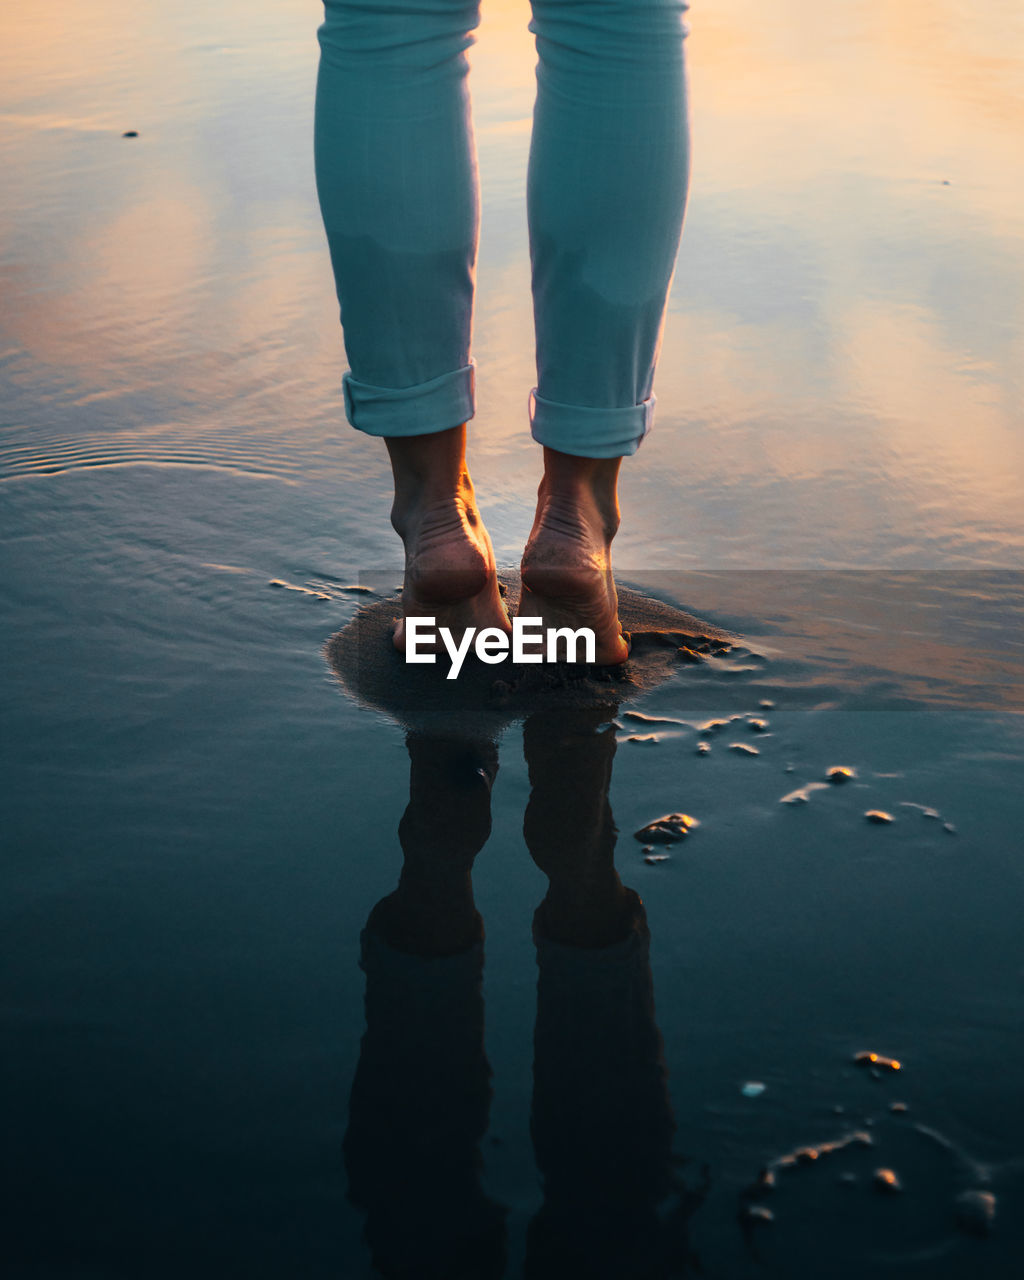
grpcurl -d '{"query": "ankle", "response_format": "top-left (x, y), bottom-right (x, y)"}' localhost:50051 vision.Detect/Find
top-left (386, 425), bottom-right (474, 523)
top-left (538, 448), bottom-right (621, 542)
top-left (390, 482), bottom-right (476, 542)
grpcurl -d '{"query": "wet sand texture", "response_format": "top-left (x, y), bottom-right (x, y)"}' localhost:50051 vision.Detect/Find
top-left (325, 571), bottom-right (736, 734)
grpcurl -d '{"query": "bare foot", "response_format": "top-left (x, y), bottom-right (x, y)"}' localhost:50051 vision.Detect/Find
top-left (520, 447), bottom-right (630, 666)
top-left (387, 426), bottom-right (510, 651)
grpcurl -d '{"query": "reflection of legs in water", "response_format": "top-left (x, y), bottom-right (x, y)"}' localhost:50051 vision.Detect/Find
top-left (523, 708), bottom-right (705, 1277)
top-left (344, 735), bottom-right (506, 1278)
top-left (315, 0), bottom-right (689, 659)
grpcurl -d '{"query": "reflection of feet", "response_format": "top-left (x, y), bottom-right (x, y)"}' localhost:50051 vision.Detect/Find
top-left (368, 888), bottom-right (484, 958)
top-left (386, 429), bottom-right (510, 653)
top-left (520, 452), bottom-right (629, 666)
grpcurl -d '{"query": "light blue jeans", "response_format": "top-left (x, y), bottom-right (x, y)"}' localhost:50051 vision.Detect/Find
top-left (315, 0), bottom-right (690, 459)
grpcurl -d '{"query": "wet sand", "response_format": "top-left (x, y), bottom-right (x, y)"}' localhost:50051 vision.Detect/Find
top-left (325, 571), bottom-right (739, 734)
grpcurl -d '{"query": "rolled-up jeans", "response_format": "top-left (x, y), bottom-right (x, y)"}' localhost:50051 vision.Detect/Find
top-left (315, 0), bottom-right (690, 460)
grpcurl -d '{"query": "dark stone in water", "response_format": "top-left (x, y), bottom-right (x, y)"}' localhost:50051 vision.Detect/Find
top-left (122, 130), bottom-right (139, 138)
top-left (955, 1189), bottom-right (996, 1236)
top-left (748, 718), bottom-right (769, 732)
top-left (729, 742), bottom-right (759, 756)
top-left (827, 766), bottom-right (855, 784)
top-left (633, 813), bottom-right (698, 844)
top-left (677, 646), bottom-right (703, 663)
top-left (865, 809), bottom-right (894, 824)
top-left (696, 741), bottom-right (710, 756)
top-left (889, 1101), bottom-right (908, 1114)
top-left (873, 1167), bottom-right (902, 1193)
top-left (741, 1205), bottom-right (774, 1225)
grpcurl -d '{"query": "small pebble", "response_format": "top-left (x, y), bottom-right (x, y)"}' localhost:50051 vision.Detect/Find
top-left (122, 129), bottom-right (139, 138)
top-left (954, 1189), bottom-right (997, 1237)
top-left (889, 1101), bottom-right (908, 1114)
top-left (741, 1081), bottom-right (766, 1098)
top-left (753, 1168), bottom-right (776, 1193)
top-left (854, 1051), bottom-right (902, 1072)
top-left (696, 741), bottom-right (711, 756)
top-left (873, 1167), bottom-right (902, 1193)
top-left (826, 766), bottom-right (855, 784)
top-left (865, 809), bottom-right (894, 824)
top-left (759, 699), bottom-right (775, 709)
top-left (748, 718), bottom-right (769, 732)
top-left (729, 742), bottom-right (760, 756)
top-left (698, 719), bottom-right (729, 737)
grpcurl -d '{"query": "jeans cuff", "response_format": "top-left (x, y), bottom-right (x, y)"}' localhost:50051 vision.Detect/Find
top-left (528, 388), bottom-right (655, 459)
top-left (342, 362), bottom-right (475, 437)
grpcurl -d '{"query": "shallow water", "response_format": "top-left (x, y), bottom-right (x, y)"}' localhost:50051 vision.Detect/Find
top-left (3, 1), bottom-right (1024, 1275)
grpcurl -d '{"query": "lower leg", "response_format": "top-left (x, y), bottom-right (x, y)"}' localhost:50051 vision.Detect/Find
top-left (387, 426), bottom-right (509, 650)
top-left (523, 0), bottom-right (690, 661)
top-left (316, 2), bottom-right (505, 646)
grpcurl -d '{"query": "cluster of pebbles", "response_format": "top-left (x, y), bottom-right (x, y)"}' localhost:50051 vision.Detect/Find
top-left (737, 1050), bottom-right (999, 1244)
top-left (626, 701), bottom-right (957, 867)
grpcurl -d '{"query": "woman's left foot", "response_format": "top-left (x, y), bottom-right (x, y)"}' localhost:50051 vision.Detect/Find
top-left (519, 448), bottom-right (629, 666)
